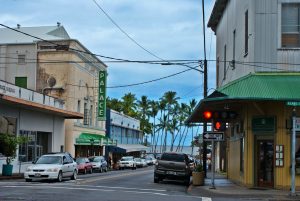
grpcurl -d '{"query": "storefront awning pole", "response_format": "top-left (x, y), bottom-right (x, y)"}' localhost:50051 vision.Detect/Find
top-left (291, 108), bottom-right (296, 196)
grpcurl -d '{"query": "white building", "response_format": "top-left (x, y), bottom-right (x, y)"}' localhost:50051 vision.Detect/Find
top-left (0, 80), bottom-right (81, 173)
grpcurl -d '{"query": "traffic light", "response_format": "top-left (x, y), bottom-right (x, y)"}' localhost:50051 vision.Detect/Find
top-left (213, 121), bottom-right (226, 131)
top-left (203, 110), bottom-right (237, 121)
top-left (203, 111), bottom-right (212, 121)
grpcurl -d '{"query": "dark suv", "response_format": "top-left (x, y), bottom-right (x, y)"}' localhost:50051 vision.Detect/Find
top-left (154, 152), bottom-right (192, 186)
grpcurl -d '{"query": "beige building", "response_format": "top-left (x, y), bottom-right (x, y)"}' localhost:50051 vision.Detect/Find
top-left (0, 24), bottom-right (112, 157)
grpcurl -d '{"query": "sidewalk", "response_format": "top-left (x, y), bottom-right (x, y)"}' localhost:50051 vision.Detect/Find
top-left (188, 171), bottom-right (300, 200)
top-left (0, 173), bottom-right (23, 180)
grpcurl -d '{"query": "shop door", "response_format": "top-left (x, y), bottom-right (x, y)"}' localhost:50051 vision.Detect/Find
top-left (257, 140), bottom-right (274, 188)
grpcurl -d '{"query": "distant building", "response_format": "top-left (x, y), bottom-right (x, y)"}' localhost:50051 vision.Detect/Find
top-left (0, 24), bottom-right (112, 158)
top-left (105, 109), bottom-right (149, 167)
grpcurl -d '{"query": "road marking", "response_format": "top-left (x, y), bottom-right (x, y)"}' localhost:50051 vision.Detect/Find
top-left (77, 169), bottom-right (153, 184)
top-left (1, 185), bottom-right (206, 199)
top-left (202, 197), bottom-right (212, 201)
top-left (77, 184), bottom-right (167, 192)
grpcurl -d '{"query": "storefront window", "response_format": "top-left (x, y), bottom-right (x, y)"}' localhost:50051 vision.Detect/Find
top-left (19, 130), bottom-right (50, 162)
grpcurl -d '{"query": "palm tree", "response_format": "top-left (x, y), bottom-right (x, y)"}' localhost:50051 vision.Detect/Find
top-left (169, 118), bottom-right (179, 151)
top-left (137, 95), bottom-right (151, 145)
top-left (161, 91), bottom-right (179, 151)
top-left (121, 93), bottom-right (137, 117)
top-left (149, 101), bottom-right (158, 152)
top-left (156, 114), bottom-right (168, 153)
top-left (106, 97), bottom-right (122, 112)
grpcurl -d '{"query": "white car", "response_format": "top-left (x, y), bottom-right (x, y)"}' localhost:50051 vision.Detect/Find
top-left (134, 158), bottom-right (147, 168)
top-left (24, 153), bottom-right (77, 182)
top-left (118, 156), bottom-right (136, 170)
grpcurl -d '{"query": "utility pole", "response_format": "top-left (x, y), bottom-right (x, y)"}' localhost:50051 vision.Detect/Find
top-left (202, 0), bottom-right (208, 177)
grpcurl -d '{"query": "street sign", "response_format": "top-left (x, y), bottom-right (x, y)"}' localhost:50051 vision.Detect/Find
top-left (287, 101), bottom-right (300, 107)
top-left (203, 132), bottom-right (224, 141)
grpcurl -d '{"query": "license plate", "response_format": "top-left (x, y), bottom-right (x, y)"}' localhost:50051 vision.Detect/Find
top-left (167, 171), bottom-right (176, 175)
top-left (35, 173), bottom-right (41, 177)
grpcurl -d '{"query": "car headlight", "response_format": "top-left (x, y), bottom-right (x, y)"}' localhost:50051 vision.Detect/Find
top-left (47, 168), bottom-right (59, 172)
top-left (26, 167), bottom-right (32, 172)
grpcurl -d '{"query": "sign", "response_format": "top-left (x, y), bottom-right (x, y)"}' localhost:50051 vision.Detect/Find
top-left (252, 117), bottom-right (276, 133)
top-left (287, 101), bottom-right (300, 107)
top-left (98, 71), bottom-right (107, 120)
top-left (295, 118), bottom-right (300, 131)
top-left (203, 132), bottom-right (224, 141)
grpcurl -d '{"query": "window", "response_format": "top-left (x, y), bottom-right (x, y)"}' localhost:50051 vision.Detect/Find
top-left (240, 137), bottom-right (244, 172)
top-left (18, 54), bottom-right (26, 64)
top-left (89, 105), bottom-right (93, 126)
top-left (245, 10), bottom-right (248, 55)
top-left (15, 77), bottom-right (27, 88)
top-left (83, 103), bottom-right (88, 125)
top-left (77, 100), bottom-right (81, 123)
top-left (232, 30), bottom-right (236, 69)
top-left (216, 57), bottom-right (220, 86)
top-left (223, 45), bottom-right (227, 80)
top-left (282, 3), bottom-right (300, 47)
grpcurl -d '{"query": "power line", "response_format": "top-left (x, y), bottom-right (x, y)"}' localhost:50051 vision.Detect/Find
top-left (0, 24), bottom-right (202, 72)
top-left (92, 0), bottom-right (164, 61)
top-left (90, 0), bottom-right (202, 73)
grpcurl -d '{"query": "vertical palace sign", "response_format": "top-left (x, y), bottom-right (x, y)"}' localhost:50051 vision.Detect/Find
top-left (98, 71), bottom-right (106, 120)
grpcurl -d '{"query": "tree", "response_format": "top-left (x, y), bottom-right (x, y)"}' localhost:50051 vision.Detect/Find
top-left (121, 93), bottom-right (137, 117)
top-left (106, 97), bottom-right (122, 112)
top-left (0, 133), bottom-right (27, 164)
top-left (149, 101), bottom-right (158, 152)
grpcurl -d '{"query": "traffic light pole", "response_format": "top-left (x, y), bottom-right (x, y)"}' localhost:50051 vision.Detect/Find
top-left (203, 60), bottom-right (208, 178)
top-left (202, 0), bottom-right (208, 178)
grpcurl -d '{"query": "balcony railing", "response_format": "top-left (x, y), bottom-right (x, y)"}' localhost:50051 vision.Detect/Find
top-left (0, 80), bottom-right (65, 110)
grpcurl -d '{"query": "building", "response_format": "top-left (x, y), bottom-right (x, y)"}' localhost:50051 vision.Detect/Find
top-left (188, 0), bottom-right (300, 189)
top-left (0, 80), bottom-right (82, 173)
top-left (105, 109), bottom-right (149, 168)
top-left (0, 24), bottom-right (111, 158)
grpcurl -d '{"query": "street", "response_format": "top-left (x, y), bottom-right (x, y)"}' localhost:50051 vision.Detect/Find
top-left (0, 167), bottom-right (207, 201)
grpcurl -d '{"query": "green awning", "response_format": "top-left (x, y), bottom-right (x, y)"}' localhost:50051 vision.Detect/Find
top-left (187, 73), bottom-right (300, 123)
top-left (75, 133), bottom-right (116, 146)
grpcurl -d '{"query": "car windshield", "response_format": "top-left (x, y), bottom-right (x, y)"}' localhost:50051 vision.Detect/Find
top-left (161, 154), bottom-right (185, 162)
top-left (36, 156), bottom-right (62, 164)
top-left (89, 157), bottom-right (101, 162)
top-left (76, 158), bottom-right (86, 164)
top-left (121, 157), bottom-right (133, 161)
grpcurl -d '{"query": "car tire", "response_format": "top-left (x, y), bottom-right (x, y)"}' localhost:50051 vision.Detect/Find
top-left (71, 170), bottom-right (77, 180)
top-left (57, 171), bottom-right (63, 182)
top-left (25, 179), bottom-right (32, 182)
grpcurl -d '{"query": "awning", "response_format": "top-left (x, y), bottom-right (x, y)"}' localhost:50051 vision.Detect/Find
top-left (107, 144), bottom-right (149, 153)
top-left (75, 133), bottom-right (116, 146)
top-left (187, 73), bottom-right (300, 123)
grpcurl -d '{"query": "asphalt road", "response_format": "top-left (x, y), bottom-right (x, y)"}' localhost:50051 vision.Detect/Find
top-left (0, 167), bottom-right (208, 201)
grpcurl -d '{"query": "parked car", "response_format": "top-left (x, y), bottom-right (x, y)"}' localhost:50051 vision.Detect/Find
top-left (24, 153), bottom-right (77, 182)
top-left (134, 158), bottom-right (147, 168)
top-left (145, 156), bottom-right (155, 165)
top-left (76, 157), bottom-right (93, 174)
top-left (118, 156), bottom-right (136, 170)
top-left (89, 156), bottom-right (108, 173)
top-left (154, 152), bottom-right (192, 186)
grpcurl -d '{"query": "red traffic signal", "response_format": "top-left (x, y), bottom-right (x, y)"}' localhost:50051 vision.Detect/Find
top-left (203, 111), bottom-right (212, 120)
top-left (213, 121), bottom-right (226, 131)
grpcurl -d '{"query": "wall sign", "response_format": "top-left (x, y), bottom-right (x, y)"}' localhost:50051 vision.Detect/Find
top-left (275, 145), bottom-right (284, 167)
top-left (98, 71), bottom-right (106, 121)
top-left (252, 117), bottom-right (276, 132)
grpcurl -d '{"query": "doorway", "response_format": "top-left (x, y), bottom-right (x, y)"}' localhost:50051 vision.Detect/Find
top-left (256, 139), bottom-right (274, 188)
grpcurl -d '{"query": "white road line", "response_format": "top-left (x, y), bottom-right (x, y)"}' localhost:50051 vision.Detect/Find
top-left (201, 197), bottom-right (212, 201)
top-left (1, 185), bottom-right (206, 199)
top-left (76, 184), bottom-right (167, 192)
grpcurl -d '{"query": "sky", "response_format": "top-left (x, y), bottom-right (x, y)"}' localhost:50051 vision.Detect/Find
top-left (1, 0), bottom-right (216, 147)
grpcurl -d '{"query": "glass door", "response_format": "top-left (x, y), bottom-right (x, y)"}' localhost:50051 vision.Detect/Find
top-left (257, 140), bottom-right (274, 188)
